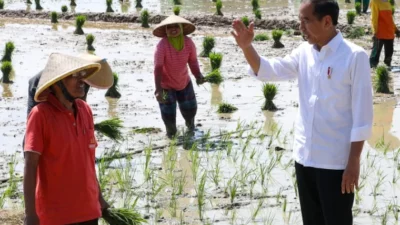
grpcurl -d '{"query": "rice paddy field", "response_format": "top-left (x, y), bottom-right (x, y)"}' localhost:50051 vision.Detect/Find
top-left (1, 0), bottom-right (400, 224)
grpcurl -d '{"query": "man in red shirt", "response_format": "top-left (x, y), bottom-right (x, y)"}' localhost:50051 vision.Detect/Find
top-left (24, 53), bottom-right (113, 225)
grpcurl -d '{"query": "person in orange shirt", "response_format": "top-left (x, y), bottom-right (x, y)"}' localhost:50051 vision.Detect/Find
top-left (369, 0), bottom-right (400, 68)
top-left (23, 53), bottom-right (113, 225)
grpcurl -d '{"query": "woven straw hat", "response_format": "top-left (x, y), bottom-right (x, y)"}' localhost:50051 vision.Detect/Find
top-left (78, 53), bottom-right (113, 89)
top-left (34, 53), bottom-right (101, 102)
top-left (153, 15), bottom-right (195, 38)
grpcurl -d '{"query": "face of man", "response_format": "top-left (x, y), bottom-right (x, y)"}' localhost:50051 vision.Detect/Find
top-left (166, 23), bottom-right (181, 37)
top-left (62, 70), bottom-right (87, 99)
top-left (299, 2), bottom-right (332, 46)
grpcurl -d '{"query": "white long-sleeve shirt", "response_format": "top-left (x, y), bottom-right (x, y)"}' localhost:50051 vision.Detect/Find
top-left (249, 32), bottom-right (373, 170)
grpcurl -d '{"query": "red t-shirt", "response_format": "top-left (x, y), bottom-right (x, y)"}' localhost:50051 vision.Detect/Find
top-left (154, 36), bottom-right (201, 91)
top-left (24, 94), bottom-right (101, 225)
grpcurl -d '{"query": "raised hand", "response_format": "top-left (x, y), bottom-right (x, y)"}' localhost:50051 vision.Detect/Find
top-left (231, 19), bottom-right (255, 50)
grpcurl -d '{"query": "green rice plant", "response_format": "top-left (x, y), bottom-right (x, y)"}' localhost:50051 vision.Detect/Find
top-left (229, 181), bottom-right (238, 204)
top-left (102, 208), bottom-right (147, 225)
top-left (355, 2), bottom-right (361, 14)
top-left (106, 0), bottom-right (114, 12)
top-left (200, 36), bottom-right (215, 57)
top-left (254, 33), bottom-right (269, 41)
top-left (347, 11), bottom-right (356, 24)
top-left (382, 207), bottom-right (389, 225)
top-left (262, 83), bottom-right (278, 111)
top-left (272, 30), bottom-right (284, 48)
top-left (204, 69), bottom-right (223, 84)
top-left (173, 0), bottom-right (181, 5)
top-left (35, 0), bottom-right (42, 10)
top-left (168, 194), bottom-right (178, 217)
top-left (50, 11), bottom-right (58, 23)
top-left (94, 118), bottom-right (123, 141)
top-left (86, 34), bottom-right (96, 51)
top-left (374, 65), bottom-right (390, 93)
top-left (241, 16), bottom-right (249, 27)
top-left (195, 171), bottom-right (207, 221)
top-left (215, 0), bottom-right (223, 16)
top-left (282, 197), bottom-right (287, 212)
top-left (209, 151), bottom-right (222, 187)
top-left (390, 0), bottom-right (395, 5)
top-left (346, 27), bottom-right (365, 39)
top-left (189, 144), bottom-right (201, 182)
top-left (135, 0), bottom-right (142, 8)
top-left (173, 5), bottom-right (180, 15)
top-left (252, 199), bottom-right (264, 221)
top-left (140, 9), bottom-right (150, 28)
top-left (70, 0), bottom-right (76, 6)
top-left (105, 73), bottom-right (122, 98)
top-left (27, 0), bottom-right (32, 4)
top-left (61, 5), bottom-right (68, 12)
top-left (254, 9), bottom-right (262, 20)
top-left (74, 15), bottom-right (86, 35)
top-left (217, 102), bottom-right (237, 113)
top-left (251, 0), bottom-right (259, 11)
top-left (0, 0), bottom-right (4, 9)
top-left (176, 171), bottom-right (187, 195)
top-left (2, 41), bottom-right (15, 62)
top-left (209, 52), bottom-right (223, 71)
top-left (1, 61), bottom-right (13, 83)
top-left (373, 170), bottom-right (386, 198)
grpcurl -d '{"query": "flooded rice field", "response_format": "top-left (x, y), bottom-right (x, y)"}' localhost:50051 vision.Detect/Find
top-left (1, 1), bottom-right (400, 224)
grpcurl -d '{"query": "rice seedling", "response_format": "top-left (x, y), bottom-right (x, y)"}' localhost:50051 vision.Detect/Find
top-left (282, 197), bottom-right (287, 212)
top-left (389, 0), bottom-right (394, 5)
top-left (74, 15), bottom-right (86, 35)
top-left (105, 72), bottom-right (122, 98)
top-left (346, 27), bottom-right (365, 39)
top-left (144, 146), bottom-right (152, 182)
top-left (173, 0), bottom-right (181, 5)
top-left (196, 171), bottom-right (207, 220)
top-left (200, 36), bottom-right (215, 57)
top-left (102, 208), bottom-right (147, 225)
top-left (347, 11), bottom-right (356, 24)
top-left (229, 181), bottom-right (238, 204)
top-left (50, 11), bottom-right (58, 23)
top-left (168, 194), bottom-right (178, 217)
top-left (254, 9), bottom-right (262, 19)
top-left (217, 102), bottom-right (237, 113)
top-left (254, 33), bottom-right (270, 41)
top-left (0, 0), bottom-right (4, 9)
top-left (215, 0), bottom-right (223, 16)
top-left (209, 152), bottom-right (222, 186)
top-left (189, 143), bottom-right (201, 182)
top-left (86, 34), bottom-right (96, 51)
top-left (374, 65), bottom-right (390, 93)
top-left (209, 52), bottom-right (223, 71)
top-left (94, 118), bottom-right (124, 141)
top-left (262, 83), bottom-right (278, 111)
top-left (252, 198), bottom-right (264, 221)
top-left (241, 16), bottom-right (250, 27)
top-left (250, 148), bottom-right (257, 159)
top-left (176, 171), bottom-right (187, 195)
top-left (61, 5), bottom-right (68, 12)
top-left (369, 201), bottom-right (378, 215)
top-left (355, 2), bottom-right (361, 14)
top-left (272, 30), bottom-right (284, 48)
top-left (204, 69), bottom-right (223, 84)
top-left (106, 0), bottom-right (114, 12)
top-left (2, 41), bottom-right (15, 62)
top-left (70, 0), bottom-right (76, 6)
top-left (382, 207), bottom-right (389, 225)
top-left (135, 0), bottom-right (142, 8)
top-left (1, 61), bottom-right (13, 83)
top-left (373, 170), bottom-right (386, 198)
top-left (173, 5), bottom-right (180, 15)
top-left (35, 0), bottom-right (42, 10)
top-left (140, 9), bottom-right (150, 28)
top-left (251, 0), bottom-right (259, 10)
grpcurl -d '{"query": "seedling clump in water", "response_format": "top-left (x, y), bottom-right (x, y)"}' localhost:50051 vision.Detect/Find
top-left (205, 69), bottom-right (223, 84)
top-left (106, 0), bottom-right (114, 12)
top-left (200, 36), bottom-right (215, 57)
top-left (272, 30), bottom-right (284, 48)
top-left (1, 61), bottom-right (13, 83)
top-left (141, 9), bottom-right (150, 28)
top-left (374, 65), bottom-right (390, 93)
top-left (209, 52), bottom-right (223, 71)
top-left (105, 72), bottom-right (122, 98)
top-left (2, 42), bottom-right (15, 62)
top-left (173, 6), bottom-right (180, 15)
top-left (262, 83), bottom-right (278, 111)
top-left (61, 5), bottom-right (68, 12)
top-left (217, 103), bottom-right (238, 113)
top-left (86, 34), bottom-right (96, 51)
top-left (74, 15), bottom-right (86, 35)
top-left (51, 11), bottom-right (58, 23)
top-left (215, 0), bottom-right (223, 16)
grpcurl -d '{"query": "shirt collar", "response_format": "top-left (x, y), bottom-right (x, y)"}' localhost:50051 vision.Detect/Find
top-left (314, 31), bottom-right (343, 53)
top-left (47, 93), bottom-right (79, 113)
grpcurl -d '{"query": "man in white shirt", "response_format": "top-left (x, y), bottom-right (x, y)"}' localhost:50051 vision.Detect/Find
top-left (231, 0), bottom-right (373, 224)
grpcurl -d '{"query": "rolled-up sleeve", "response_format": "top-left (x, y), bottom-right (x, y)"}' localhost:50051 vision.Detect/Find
top-left (350, 50), bottom-right (373, 142)
top-left (248, 46), bottom-right (301, 82)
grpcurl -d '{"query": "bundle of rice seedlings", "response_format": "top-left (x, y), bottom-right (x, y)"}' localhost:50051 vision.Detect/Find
top-left (2, 42), bottom-right (15, 62)
top-left (347, 11), bottom-right (356, 25)
top-left (61, 5), bottom-right (68, 12)
top-left (251, 0), bottom-right (259, 11)
top-left (355, 2), bottom-right (361, 15)
top-left (106, 0), bottom-right (114, 12)
top-left (70, 0), bottom-right (76, 6)
top-left (173, 5), bottom-right (180, 15)
top-left (215, 0), bottom-right (223, 16)
top-left (74, 15), bottom-right (86, 35)
top-left (241, 16), bottom-right (249, 27)
top-left (51, 11), bottom-right (58, 23)
top-left (1, 61), bottom-right (13, 84)
top-left (140, 9), bottom-right (150, 28)
top-left (200, 36), bottom-right (215, 57)
top-left (102, 208), bottom-right (146, 225)
top-left (254, 9), bottom-right (261, 20)
top-left (135, 0), bottom-right (142, 8)
top-left (262, 83), bottom-right (278, 111)
top-left (272, 29), bottom-right (284, 48)
top-left (254, 33), bottom-right (269, 41)
top-left (27, 0), bottom-right (32, 5)
top-left (35, 0), bottom-right (43, 10)
top-left (105, 72), bottom-right (121, 98)
top-left (0, 0), bottom-right (4, 9)
top-left (346, 27), bottom-right (365, 39)
top-left (173, 0), bottom-right (181, 5)
top-left (205, 69), bottom-right (223, 84)
top-left (217, 103), bottom-right (237, 113)
top-left (374, 65), bottom-right (390, 93)
top-left (86, 34), bottom-right (96, 51)
top-left (389, 0), bottom-right (394, 5)
top-left (209, 52), bottom-right (223, 71)
top-left (94, 118), bottom-right (123, 141)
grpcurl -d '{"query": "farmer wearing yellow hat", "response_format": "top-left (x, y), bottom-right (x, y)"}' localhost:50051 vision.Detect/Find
top-left (153, 15), bottom-right (205, 138)
top-left (23, 53), bottom-right (113, 225)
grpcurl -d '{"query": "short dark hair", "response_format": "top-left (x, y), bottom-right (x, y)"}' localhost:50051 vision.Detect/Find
top-left (303, 0), bottom-right (339, 26)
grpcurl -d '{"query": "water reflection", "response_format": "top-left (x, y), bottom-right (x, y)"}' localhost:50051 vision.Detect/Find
top-left (51, 24), bottom-right (58, 31)
top-left (106, 97), bottom-right (119, 118)
top-left (1, 83), bottom-right (13, 98)
top-left (210, 84), bottom-right (222, 106)
top-left (26, 4), bottom-right (31, 12)
top-left (71, 6), bottom-right (76, 13)
top-left (262, 110), bottom-right (278, 134)
top-left (120, 0), bottom-right (131, 13)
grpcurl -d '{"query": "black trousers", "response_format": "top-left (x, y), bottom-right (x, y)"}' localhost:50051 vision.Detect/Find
top-left (369, 38), bottom-right (394, 68)
top-left (295, 162), bottom-right (354, 225)
top-left (66, 219), bottom-right (98, 225)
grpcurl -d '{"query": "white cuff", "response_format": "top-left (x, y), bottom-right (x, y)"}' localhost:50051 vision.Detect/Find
top-left (350, 125), bottom-right (372, 142)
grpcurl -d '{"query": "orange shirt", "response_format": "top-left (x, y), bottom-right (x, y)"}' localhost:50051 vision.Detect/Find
top-left (370, 0), bottom-right (396, 39)
top-left (24, 94), bottom-right (101, 225)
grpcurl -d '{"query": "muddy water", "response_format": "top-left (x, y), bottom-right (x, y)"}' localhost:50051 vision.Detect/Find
top-left (1, 17), bottom-right (400, 224)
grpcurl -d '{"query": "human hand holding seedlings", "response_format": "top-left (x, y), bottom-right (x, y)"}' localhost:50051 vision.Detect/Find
top-left (155, 89), bottom-right (168, 103)
top-left (196, 74), bottom-right (205, 85)
top-left (395, 27), bottom-right (400, 38)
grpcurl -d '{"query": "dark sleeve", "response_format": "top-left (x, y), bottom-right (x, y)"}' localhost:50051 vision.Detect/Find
top-left (27, 72), bottom-right (42, 117)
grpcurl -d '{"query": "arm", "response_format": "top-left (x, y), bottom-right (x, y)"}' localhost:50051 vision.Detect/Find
top-left (187, 38), bottom-right (202, 78)
top-left (370, 0), bottom-right (379, 35)
top-left (24, 152), bottom-right (40, 223)
top-left (154, 41), bottom-right (165, 102)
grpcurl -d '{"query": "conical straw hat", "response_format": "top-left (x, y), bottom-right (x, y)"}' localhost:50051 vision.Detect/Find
top-left (78, 53), bottom-right (113, 89)
top-left (34, 53), bottom-right (101, 102)
top-left (153, 15), bottom-right (196, 38)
